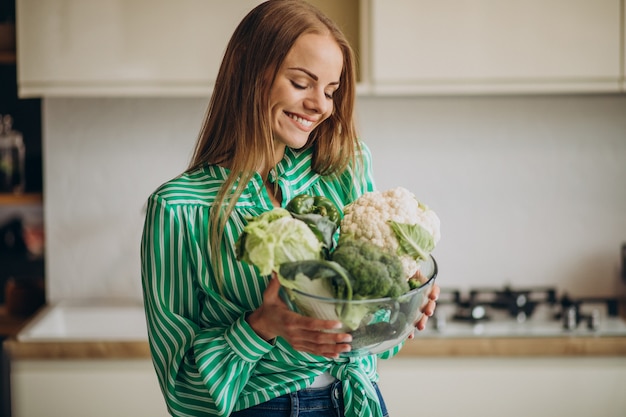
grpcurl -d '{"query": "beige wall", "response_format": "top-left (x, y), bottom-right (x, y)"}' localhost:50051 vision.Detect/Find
top-left (42, 94), bottom-right (626, 302)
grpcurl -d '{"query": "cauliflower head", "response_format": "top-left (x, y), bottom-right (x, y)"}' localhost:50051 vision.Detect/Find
top-left (340, 187), bottom-right (441, 278)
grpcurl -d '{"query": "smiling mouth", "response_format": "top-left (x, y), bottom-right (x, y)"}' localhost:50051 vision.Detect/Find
top-left (286, 112), bottom-right (314, 128)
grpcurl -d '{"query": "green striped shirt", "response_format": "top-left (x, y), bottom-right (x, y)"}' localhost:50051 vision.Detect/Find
top-left (141, 143), bottom-right (401, 417)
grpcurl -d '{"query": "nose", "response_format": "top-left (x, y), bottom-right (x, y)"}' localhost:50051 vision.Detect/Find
top-left (304, 88), bottom-right (330, 115)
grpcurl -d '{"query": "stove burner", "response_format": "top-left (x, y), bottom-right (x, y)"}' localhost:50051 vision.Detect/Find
top-left (557, 293), bottom-right (620, 330)
top-left (437, 285), bottom-right (622, 331)
top-left (468, 285), bottom-right (557, 321)
top-left (453, 304), bottom-right (489, 322)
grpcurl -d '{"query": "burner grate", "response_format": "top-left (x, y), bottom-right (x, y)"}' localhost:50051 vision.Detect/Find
top-left (436, 286), bottom-right (621, 330)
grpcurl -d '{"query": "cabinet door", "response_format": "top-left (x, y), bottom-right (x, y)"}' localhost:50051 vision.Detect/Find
top-left (370, 0), bottom-right (622, 94)
top-left (12, 360), bottom-right (170, 417)
top-left (623, 1), bottom-right (626, 90)
top-left (379, 357), bottom-right (626, 417)
top-left (16, 0), bottom-right (263, 97)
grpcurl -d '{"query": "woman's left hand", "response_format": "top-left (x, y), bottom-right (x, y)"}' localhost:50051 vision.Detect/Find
top-left (408, 282), bottom-right (440, 340)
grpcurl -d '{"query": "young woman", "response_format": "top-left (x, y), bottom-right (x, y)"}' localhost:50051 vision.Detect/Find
top-left (140, 1), bottom-right (439, 416)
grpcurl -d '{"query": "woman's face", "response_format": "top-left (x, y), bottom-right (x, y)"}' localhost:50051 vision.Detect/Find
top-left (269, 33), bottom-right (344, 156)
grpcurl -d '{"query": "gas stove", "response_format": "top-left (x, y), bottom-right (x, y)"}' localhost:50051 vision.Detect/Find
top-left (422, 285), bottom-right (626, 338)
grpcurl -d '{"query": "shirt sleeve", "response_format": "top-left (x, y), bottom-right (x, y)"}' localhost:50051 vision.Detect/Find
top-left (141, 193), bottom-right (274, 416)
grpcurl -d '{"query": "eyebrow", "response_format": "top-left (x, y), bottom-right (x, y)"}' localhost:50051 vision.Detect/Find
top-left (287, 67), bottom-right (340, 86)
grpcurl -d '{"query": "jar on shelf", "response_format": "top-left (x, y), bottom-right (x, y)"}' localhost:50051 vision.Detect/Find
top-left (0, 114), bottom-right (26, 193)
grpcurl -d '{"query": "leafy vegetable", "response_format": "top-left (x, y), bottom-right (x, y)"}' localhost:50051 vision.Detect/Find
top-left (290, 212), bottom-right (338, 253)
top-left (236, 208), bottom-right (322, 275)
top-left (286, 194), bottom-right (341, 226)
top-left (388, 221), bottom-right (436, 263)
top-left (278, 238), bottom-right (410, 330)
top-left (286, 194), bottom-right (340, 251)
top-left (235, 190), bottom-right (440, 339)
top-left (278, 259), bottom-right (352, 299)
top-left (278, 259), bottom-right (352, 323)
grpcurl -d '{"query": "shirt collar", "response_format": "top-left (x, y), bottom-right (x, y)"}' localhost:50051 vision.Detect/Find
top-left (202, 146), bottom-right (321, 207)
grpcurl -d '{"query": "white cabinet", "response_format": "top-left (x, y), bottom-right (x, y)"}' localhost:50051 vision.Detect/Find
top-left (16, 0), bottom-right (263, 97)
top-left (623, 2), bottom-right (626, 90)
top-left (378, 357), bottom-right (626, 417)
top-left (11, 359), bottom-right (169, 417)
top-left (15, 0), bottom-right (626, 97)
top-left (369, 0), bottom-right (623, 94)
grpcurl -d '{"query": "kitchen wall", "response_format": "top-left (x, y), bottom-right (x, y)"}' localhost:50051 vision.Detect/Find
top-left (42, 94), bottom-right (626, 302)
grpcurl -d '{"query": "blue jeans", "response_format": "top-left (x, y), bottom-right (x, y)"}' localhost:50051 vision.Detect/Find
top-left (230, 381), bottom-right (389, 417)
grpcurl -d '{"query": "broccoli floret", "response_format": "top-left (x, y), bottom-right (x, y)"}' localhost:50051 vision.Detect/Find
top-left (407, 277), bottom-right (422, 290)
top-left (331, 238), bottom-right (409, 300)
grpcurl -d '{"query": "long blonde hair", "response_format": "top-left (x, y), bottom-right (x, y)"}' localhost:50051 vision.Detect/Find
top-left (188, 0), bottom-right (360, 287)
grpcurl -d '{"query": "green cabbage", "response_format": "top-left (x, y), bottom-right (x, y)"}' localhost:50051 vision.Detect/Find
top-left (236, 208), bottom-right (323, 275)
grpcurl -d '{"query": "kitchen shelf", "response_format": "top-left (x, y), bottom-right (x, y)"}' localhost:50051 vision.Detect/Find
top-left (0, 51), bottom-right (16, 65)
top-left (0, 193), bottom-right (42, 205)
top-left (0, 51), bottom-right (17, 64)
top-left (0, 305), bottom-right (31, 337)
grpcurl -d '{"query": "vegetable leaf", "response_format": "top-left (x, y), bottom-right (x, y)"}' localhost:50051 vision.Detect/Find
top-left (388, 221), bottom-right (436, 262)
top-left (290, 212), bottom-right (338, 252)
top-left (237, 208), bottom-right (322, 275)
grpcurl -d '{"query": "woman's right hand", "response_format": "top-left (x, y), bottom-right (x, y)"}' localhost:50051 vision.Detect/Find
top-left (246, 274), bottom-right (352, 358)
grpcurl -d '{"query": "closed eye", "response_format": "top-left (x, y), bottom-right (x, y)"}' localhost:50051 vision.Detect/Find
top-left (291, 79), bottom-right (336, 100)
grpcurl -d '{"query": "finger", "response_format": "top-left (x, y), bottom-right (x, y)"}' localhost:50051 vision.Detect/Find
top-left (291, 337), bottom-right (352, 358)
top-left (293, 315), bottom-right (345, 332)
top-left (415, 299), bottom-right (436, 331)
top-left (424, 299), bottom-right (437, 316)
top-left (264, 275), bottom-right (282, 299)
top-left (298, 329), bottom-right (352, 346)
top-left (415, 314), bottom-right (429, 331)
top-left (279, 314), bottom-right (350, 344)
top-left (428, 283), bottom-right (440, 301)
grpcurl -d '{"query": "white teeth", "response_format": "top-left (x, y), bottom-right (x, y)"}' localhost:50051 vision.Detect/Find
top-left (288, 113), bottom-right (313, 128)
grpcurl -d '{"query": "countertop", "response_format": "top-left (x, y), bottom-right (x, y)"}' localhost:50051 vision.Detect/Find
top-left (5, 300), bottom-right (626, 360)
top-left (4, 339), bottom-right (150, 359)
top-left (397, 335), bottom-right (626, 357)
top-left (5, 336), bottom-right (626, 360)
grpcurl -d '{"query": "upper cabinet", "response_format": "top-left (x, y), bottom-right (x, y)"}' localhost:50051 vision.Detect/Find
top-left (15, 0), bottom-right (626, 97)
top-left (16, 0), bottom-right (263, 97)
top-left (623, 1), bottom-right (626, 91)
top-left (369, 0), bottom-right (623, 94)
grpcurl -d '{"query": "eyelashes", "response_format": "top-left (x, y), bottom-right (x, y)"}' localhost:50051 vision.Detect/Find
top-left (290, 81), bottom-right (334, 99)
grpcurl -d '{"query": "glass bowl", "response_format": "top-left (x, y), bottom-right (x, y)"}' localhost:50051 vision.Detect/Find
top-left (281, 255), bottom-right (438, 357)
